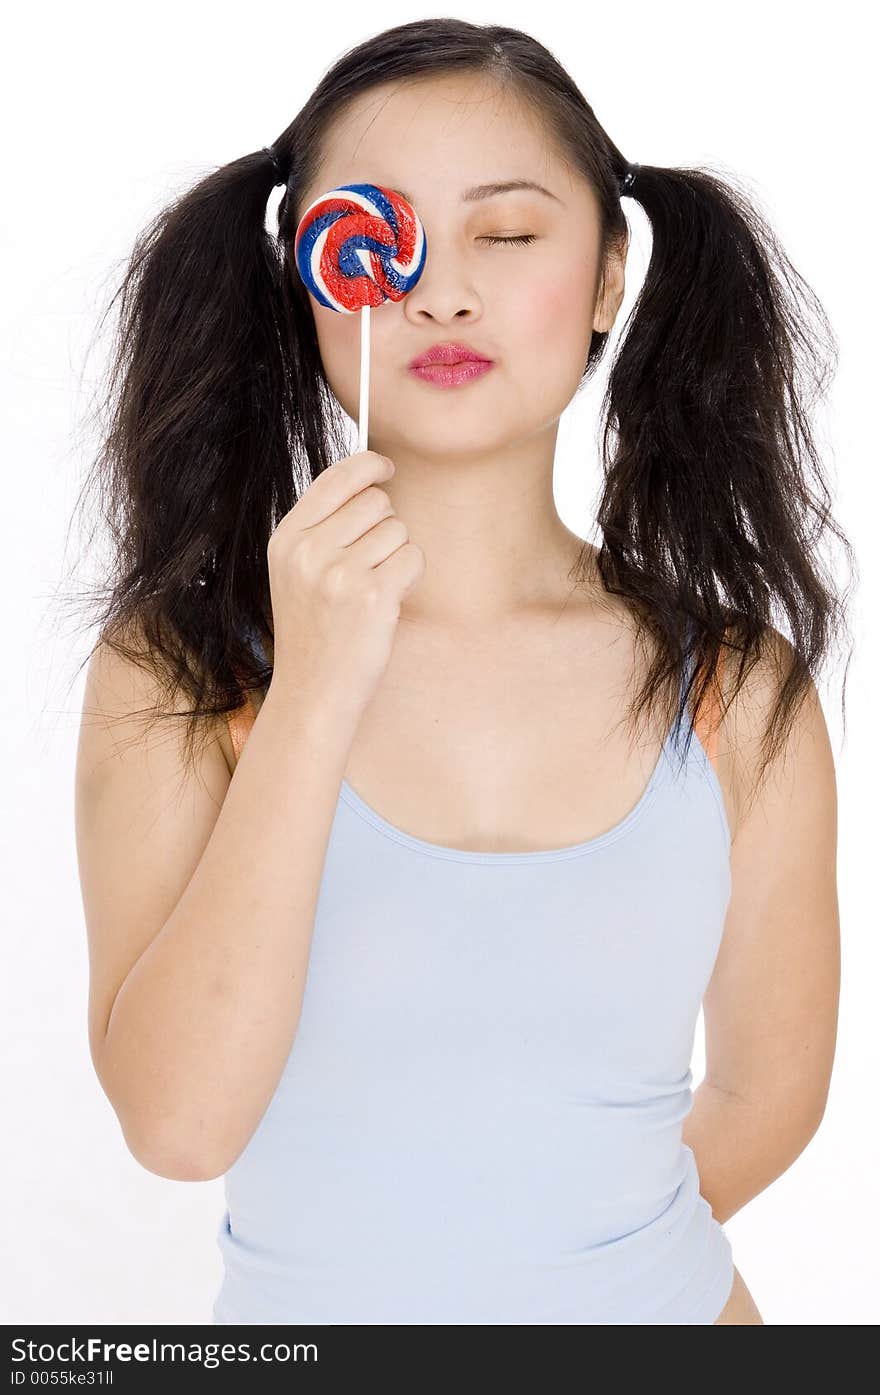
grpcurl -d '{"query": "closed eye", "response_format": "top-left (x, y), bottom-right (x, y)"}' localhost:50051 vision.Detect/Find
top-left (478, 234), bottom-right (537, 246)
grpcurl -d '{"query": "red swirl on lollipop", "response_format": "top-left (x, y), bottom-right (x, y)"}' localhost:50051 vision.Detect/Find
top-left (294, 184), bottom-right (427, 448)
top-left (295, 183), bottom-right (426, 311)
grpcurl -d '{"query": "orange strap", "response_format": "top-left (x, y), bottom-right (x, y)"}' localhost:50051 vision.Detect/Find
top-left (692, 643), bottom-right (726, 771)
top-left (226, 658), bottom-right (265, 766)
top-left (226, 693), bottom-right (258, 766)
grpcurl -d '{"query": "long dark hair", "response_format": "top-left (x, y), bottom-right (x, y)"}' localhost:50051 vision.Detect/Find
top-left (62, 16), bottom-right (856, 803)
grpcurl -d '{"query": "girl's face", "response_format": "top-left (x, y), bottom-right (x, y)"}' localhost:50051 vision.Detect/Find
top-left (294, 72), bottom-right (625, 461)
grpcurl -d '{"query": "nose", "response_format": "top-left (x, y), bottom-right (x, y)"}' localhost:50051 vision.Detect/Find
top-left (401, 248), bottom-right (482, 324)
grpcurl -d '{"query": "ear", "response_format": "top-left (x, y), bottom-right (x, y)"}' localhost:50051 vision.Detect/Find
top-left (593, 231), bottom-right (629, 334)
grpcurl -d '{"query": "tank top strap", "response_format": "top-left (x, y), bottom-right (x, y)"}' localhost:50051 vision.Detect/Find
top-left (244, 622), bottom-right (271, 670)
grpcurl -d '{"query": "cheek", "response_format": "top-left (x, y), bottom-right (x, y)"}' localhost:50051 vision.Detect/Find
top-left (514, 264), bottom-right (591, 343)
top-left (315, 305), bottom-right (353, 356)
top-left (506, 262), bottom-right (596, 408)
top-left (314, 309), bottom-right (359, 391)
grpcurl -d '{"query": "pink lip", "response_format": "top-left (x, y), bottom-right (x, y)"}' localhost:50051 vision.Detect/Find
top-left (408, 340), bottom-right (492, 369)
top-left (408, 360), bottom-right (495, 389)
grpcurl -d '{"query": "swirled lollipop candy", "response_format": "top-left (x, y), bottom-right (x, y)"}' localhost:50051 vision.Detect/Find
top-left (294, 183), bottom-right (427, 450)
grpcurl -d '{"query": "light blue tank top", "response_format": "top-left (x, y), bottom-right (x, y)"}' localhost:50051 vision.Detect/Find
top-left (212, 623), bottom-right (734, 1324)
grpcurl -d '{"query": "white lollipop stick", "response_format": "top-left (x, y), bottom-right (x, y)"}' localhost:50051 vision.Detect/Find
top-left (358, 303), bottom-right (370, 452)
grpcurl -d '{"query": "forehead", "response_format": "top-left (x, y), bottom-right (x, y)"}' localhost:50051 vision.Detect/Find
top-left (307, 73), bottom-right (573, 209)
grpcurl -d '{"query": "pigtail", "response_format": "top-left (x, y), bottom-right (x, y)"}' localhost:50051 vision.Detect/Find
top-left (595, 162), bottom-right (855, 795)
top-left (67, 144), bottom-right (349, 771)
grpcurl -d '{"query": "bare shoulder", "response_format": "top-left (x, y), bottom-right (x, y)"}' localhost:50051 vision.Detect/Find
top-left (714, 624), bottom-right (836, 841)
top-left (76, 627), bottom-right (232, 793)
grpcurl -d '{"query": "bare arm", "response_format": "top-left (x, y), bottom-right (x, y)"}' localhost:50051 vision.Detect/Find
top-left (77, 453), bottom-right (421, 1184)
top-left (76, 643), bottom-right (360, 1183)
top-left (683, 630), bottom-right (840, 1222)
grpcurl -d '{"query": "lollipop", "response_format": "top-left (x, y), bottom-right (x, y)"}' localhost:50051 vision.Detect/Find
top-left (294, 183), bottom-right (427, 451)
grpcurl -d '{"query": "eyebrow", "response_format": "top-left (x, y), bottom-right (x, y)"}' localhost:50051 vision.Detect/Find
top-left (394, 178), bottom-right (563, 206)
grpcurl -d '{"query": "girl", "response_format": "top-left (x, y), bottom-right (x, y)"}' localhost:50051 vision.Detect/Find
top-left (74, 19), bottom-right (849, 1324)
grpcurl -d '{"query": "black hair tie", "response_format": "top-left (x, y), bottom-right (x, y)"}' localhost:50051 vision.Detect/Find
top-left (263, 145), bottom-right (287, 187)
top-left (619, 162), bottom-right (640, 197)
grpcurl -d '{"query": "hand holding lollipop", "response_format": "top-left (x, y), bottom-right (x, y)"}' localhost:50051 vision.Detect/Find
top-left (294, 183), bottom-right (427, 451)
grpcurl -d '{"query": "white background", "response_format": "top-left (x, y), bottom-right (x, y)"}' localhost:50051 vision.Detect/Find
top-left (2, 0), bottom-right (876, 1325)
